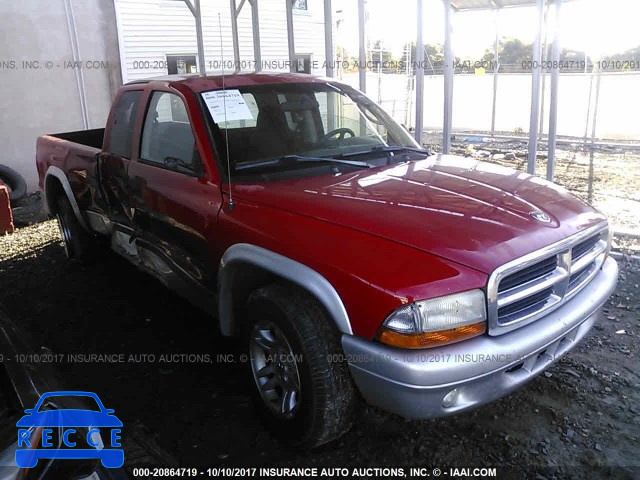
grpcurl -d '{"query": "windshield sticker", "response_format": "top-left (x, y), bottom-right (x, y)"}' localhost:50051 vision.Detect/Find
top-left (201, 90), bottom-right (254, 123)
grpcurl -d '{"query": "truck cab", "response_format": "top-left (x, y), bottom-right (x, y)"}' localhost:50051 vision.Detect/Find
top-left (36, 73), bottom-right (618, 448)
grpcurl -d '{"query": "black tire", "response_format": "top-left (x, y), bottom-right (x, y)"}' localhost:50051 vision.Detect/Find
top-left (56, 195), bottom-right (107, 263)
top-left (0, 164), bottom-right (27, 204)
top-left (245, 283), bottom-right (357, 448)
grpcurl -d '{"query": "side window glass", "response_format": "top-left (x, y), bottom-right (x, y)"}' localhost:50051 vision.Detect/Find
top-left (140, 92), bottom-right (197, 173)
top-left (108, 91), bottom-right (142, 158)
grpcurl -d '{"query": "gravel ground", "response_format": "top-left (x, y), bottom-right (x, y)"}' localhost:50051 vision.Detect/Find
top-left (0, 197), bottom-right (638, 479)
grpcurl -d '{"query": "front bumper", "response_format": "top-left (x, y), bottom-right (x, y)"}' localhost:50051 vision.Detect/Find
top-left (342, 256), bottom-right (618, 419)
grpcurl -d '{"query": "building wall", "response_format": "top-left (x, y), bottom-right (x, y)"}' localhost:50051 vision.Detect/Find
top-left (0, 0), bottom-right (121, 191)
top-left (114, 0), bottom-right (329, 83)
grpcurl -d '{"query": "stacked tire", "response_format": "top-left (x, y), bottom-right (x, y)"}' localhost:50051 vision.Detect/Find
top-left (0, 165), bottom-right (27, 205)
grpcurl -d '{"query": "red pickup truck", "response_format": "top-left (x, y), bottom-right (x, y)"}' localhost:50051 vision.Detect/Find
top-left (36, 73), bottom-right (618, 447)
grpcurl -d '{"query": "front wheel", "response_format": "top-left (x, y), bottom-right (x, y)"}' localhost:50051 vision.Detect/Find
top-left (245, 283), bottom-right (357, 448)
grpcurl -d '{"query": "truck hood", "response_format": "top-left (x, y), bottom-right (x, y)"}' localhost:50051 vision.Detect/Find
top-left (232, 155), bottom-right (607, 273)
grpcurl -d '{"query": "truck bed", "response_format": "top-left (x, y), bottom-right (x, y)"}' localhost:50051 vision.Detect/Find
top-left (35, 128), bottom-right (105, 209)
top-left (48, 128), bottom-right (105, 149)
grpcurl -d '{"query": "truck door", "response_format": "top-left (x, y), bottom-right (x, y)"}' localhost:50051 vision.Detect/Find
top-left (126, 89), bottom-right (220, 288)
top-left (98, 89), bottom-right (143, 225)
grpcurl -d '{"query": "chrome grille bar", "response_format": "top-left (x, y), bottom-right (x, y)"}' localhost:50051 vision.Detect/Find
top-left (497, 268), bottom-right (566, 308)
top-left (487, 223), bottom-right (609, 335)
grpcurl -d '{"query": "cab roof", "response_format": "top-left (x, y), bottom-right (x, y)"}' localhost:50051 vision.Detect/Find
top-left (126, 72), bottom-right (337, 93)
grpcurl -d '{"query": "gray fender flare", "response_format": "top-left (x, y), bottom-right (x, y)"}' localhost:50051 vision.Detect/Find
top-left (218, 243), bottom-right (353, 336)
top-left (44, 166), bottom-right (89, 230)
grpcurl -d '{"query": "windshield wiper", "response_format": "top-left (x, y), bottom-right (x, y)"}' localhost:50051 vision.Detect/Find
top-left (234, 155), bottom-right (374, 172)
top-left (338, 145), bottom-right (433, 159)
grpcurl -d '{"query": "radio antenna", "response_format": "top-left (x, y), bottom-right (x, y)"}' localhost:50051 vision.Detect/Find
top-left (219, 12), bottom-right (234, 211)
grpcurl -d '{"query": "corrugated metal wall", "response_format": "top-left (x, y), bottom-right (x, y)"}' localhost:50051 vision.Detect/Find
top-left (115, 0), bottom-right (328, 83)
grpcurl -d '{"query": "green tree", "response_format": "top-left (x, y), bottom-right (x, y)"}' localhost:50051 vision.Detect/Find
top-left (482, 37), bottom-right (532, 69)
top-left (607, 45), bottom-right (640, 62)
top-left (403, 43), bottom-right (459, 74)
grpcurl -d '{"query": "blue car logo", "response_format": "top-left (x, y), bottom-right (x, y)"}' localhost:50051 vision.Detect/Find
top-left (15, 391), bottom-right (124, 468)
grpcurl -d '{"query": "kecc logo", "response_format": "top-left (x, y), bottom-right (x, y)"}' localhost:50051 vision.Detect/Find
top-left (15, 391), bottom-right (124, 468)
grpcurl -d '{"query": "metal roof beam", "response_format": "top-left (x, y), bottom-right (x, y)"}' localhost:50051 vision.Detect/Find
top-left (415, 0), bottom-right (424, 145)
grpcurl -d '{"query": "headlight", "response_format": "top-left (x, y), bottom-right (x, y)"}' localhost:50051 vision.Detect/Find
top-left (378, 289), bottom-right (487, 349)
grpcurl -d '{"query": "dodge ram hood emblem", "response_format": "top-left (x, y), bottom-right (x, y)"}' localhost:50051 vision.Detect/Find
top-left (530, 210), bottom-right (551, 223)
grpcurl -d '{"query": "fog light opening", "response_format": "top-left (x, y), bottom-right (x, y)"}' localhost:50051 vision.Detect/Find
top-left (442, 388), bottom-right (459, 408)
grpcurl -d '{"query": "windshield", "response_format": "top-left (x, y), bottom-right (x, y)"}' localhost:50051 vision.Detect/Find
top-left (200, 82), bottom-right (422, 178)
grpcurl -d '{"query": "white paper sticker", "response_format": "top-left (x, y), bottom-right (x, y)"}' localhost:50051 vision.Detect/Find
top-left (201, 89), bottom-right (254, 123)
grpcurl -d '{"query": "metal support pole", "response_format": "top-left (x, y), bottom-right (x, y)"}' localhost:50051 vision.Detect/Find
top-left (404, 44), bottom-right (412, 127)
top-left (443, 0), bottom-right (454, 153)
top-left (490, 8), bottom-right (499, 137)
top-left (538, 53), bottom-right (547, 140)
top-left (193, 0), bottom-right (206, 76)
top-left (415, 0), bottom-right (424, 145)
top-left (324, 0), bottom-right (334, 77)
top-left (230, 0), bottom-right (241, 72)
top-left (358, 0), bottom-right (366, 92)
top-left (250, 0), bottom-right (261, 72)
top-left (324, 0), bottom-right (335, 130)
top-left (377, 49), bottom-right (382, 104)
top-left (172, 0), bottom-right (206, 74)
top-left (583, 63), bottom-right (595, 143)
top-left (527, 0), bottom-right (544, 174)
top-left (231, 0), bottom-right (261, 73)
top-left (587, 66), bottom-right (602, 203)
top-left (546, 0), bottom-right (562, 181)
top-left (538, 3), bottom-right (549, 142)
top-left (63, 0), bottom-right (90, 129)
top-left (286, 0), bottom-right (296, 72)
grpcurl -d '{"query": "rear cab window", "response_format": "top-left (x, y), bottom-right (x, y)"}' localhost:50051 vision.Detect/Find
top-left (107, 90), bottom-right (142, 158)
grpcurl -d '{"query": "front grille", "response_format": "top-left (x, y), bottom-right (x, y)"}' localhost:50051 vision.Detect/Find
top-left (568, 264), bottom-right (593, 291)
top-left (498, 286), bottom-right (554, 319)
top-left (498, 256), bottom-right (557, 293)
top-left (487, 225), bottom-right (609, 335)
top-left (572, 235), bottom-right (600, 261)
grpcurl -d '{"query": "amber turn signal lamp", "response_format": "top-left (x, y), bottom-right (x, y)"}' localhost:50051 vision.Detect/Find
top-left (379, 321), bottom-right (487, 349)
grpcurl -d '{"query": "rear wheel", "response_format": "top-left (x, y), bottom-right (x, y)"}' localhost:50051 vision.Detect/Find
top-left (245, 283), bottom-right (357, 448)
top-left (56, 195), bottom-right (107, 263)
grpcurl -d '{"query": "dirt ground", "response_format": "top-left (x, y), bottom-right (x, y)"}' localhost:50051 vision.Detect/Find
top-left (0, 191), bottom-right (638, 479)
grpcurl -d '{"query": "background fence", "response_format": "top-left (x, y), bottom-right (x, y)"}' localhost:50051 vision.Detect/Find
top-left (340, 71), bottom-right (640, 141)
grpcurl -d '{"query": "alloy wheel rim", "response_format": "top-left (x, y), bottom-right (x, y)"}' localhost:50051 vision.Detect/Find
top-left (249, 320), bottom-right (301, 418)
